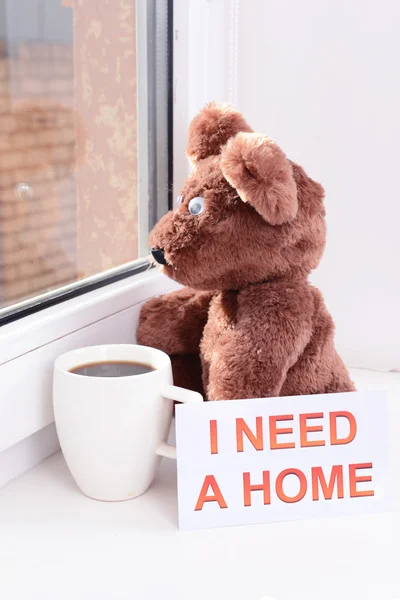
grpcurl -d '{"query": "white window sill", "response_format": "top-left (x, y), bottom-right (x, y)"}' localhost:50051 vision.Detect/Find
top-left (0, 269), bottom-right (179, 487)
top-left (0, 368), bottom-right (399, 599)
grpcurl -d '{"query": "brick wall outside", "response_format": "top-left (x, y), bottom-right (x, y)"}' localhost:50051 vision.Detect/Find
top-left (0, 40), bottom-right (78, 307)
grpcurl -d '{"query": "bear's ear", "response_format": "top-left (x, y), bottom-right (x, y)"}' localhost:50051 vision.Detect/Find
top-left (187, 102), bottom-right (252, 164)
top-left (221, 132), bottom-right (298, 225)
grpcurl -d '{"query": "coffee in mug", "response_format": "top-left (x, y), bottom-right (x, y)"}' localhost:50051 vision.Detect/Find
top-left (69, 361), bottom-right (155, 378)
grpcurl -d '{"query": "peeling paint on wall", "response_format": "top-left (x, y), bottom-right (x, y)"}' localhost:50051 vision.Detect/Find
top-left (70, 0), bottom-right (138, 278)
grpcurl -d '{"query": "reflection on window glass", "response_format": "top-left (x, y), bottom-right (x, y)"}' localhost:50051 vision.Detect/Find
top-left (0, 0), bottom-right (139, 311)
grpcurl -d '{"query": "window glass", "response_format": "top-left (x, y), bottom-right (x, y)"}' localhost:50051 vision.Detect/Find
top-left (0, 0), bottom-right (165, 314)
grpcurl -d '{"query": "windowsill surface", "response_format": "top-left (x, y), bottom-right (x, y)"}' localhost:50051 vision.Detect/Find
top-left (1, 368), bottom-right (399, 600)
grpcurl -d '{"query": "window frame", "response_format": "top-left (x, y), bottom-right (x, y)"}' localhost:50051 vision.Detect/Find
top-left (0, 0), bottom-right (175, 485)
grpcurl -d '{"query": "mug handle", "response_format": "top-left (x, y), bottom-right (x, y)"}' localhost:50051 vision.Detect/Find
top-left (156, 384), bottom-right (203, 460)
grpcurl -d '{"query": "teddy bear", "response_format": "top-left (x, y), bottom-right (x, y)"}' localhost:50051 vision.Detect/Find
top-left (137, 102), bottom-right (355, 400)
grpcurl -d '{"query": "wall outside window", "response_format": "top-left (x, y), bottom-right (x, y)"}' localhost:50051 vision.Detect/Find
top-left (0, 0), bottom-right (140, 311)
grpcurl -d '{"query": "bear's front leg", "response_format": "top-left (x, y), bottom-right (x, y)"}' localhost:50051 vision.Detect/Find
top-left (137, 288), bottom-right (213, 394)
top-left (206, 282), bottom-right (314, 400)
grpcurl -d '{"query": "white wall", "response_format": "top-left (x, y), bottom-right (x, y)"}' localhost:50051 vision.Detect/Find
top-left (174, 0), bottom-right (400, 371)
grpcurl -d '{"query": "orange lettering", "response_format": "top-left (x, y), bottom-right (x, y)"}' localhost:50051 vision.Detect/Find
top-left (243, 471), bottom-right (271, 507)
top-left (311, 465), bottom-right (344, 500)
top-left (300, 413), bottom-right (325, 447)
top-left (194, 475), bottom-right (228, 510)
top-left (210, 420), bottom-right (218, 454)
top-left (330, 411), bottom-right (357, 445)
top-left (275, 468), bottom-right (307, 503)
top-left (349, 463), bottom-right (374, 498)
top-left (269, 415), bottom-right (295, 450)
top-left (236, 417), bottom-right (263, 452)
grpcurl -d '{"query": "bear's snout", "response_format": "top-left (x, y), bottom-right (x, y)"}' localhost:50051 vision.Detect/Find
top-left (151, 247), bottom-right (167, 265)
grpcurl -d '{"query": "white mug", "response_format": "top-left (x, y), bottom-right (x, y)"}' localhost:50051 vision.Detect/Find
top-left (53, 344), bottom-right (203, 501)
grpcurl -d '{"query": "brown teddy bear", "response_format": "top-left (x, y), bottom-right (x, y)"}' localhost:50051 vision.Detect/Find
top-left (137, 103), bottom-right (355, 400)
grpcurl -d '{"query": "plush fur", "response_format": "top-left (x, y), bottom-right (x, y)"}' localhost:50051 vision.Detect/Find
top-left (137, 103), bottom-right (355, 400)
top-left (187, 102), bottom-right (252, 164)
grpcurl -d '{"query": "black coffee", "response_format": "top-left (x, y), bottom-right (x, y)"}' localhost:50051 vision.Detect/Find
top-left (69, 361), bottom-right (155, 378)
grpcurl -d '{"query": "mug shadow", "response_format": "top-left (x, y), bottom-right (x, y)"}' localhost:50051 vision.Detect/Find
top-left (144, 457), bottom-right (179, 528)
top-left (49, 451), bottom-right (180, 531)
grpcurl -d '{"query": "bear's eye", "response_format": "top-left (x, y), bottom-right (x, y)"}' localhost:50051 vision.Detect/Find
top-left (188, 196), bottom-right (205, 216)
top-left (176, 195), bottom-right (183, 206)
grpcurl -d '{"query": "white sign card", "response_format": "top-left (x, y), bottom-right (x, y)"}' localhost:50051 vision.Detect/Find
top-left (175, 391), bottom-right (388, 530)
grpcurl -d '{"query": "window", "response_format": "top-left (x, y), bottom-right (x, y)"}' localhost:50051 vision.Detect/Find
top-left (0, 0), bottom-right (170, 322)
